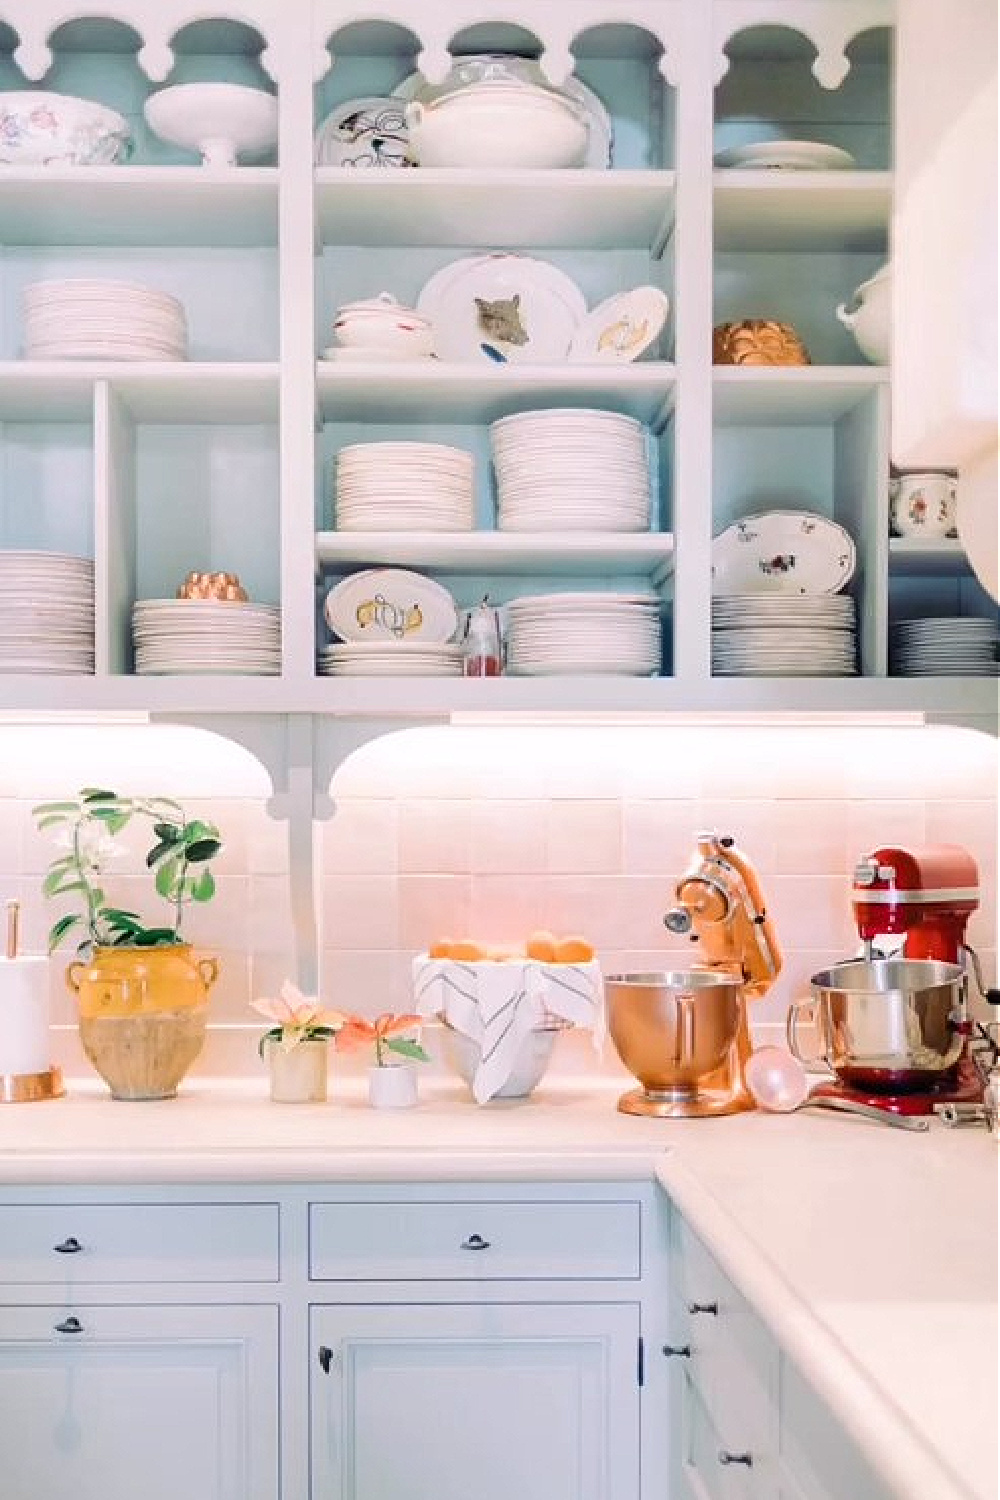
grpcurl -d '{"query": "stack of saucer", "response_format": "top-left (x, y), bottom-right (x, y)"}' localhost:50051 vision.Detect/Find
top-left (318, 642), bottom-right (465, 676)
top-left (892, 617), bottom-right (999, 676)
top-left (0, 550), bottom-right (94, 674)
top-left (711, 594), bottom-right (857, 676)
top-left (505, 591), bottom-right (661, 675)
top-left (132, 599), bottom-right (280, 674)
top-left (22, 279), bottom-right (188, 361)
top-left (332, 442), bottom-right (474, 531)
top-left (490, 409), bottom-right (651, 532)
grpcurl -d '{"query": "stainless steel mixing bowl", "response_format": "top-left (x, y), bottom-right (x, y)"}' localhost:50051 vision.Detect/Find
top-left (604, 970), bottom-right (744, 1096)
top-left (796, 958), bottom-right (967, 1092)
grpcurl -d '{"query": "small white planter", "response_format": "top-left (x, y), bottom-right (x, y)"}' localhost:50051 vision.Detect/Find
top-left (368, 1063), bottom-right (418, 1109)
top-left (265, 1038), bottom-right (329, 1103)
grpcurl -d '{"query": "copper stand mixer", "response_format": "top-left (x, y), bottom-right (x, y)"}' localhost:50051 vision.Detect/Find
top-left (605, 833), bottom-right (782, 1117)
top-left (797, 843), bottom-right (1000, 1118)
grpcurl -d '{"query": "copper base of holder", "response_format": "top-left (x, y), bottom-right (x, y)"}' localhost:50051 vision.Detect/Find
top-left (0, 1066), bottom-right (65, 1103)
top-left (617, 1083), bottom-right (754, 1118)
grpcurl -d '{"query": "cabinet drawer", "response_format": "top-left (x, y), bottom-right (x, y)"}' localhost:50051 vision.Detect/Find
top-left (309, 1198), bottom-right (640, 1280)
top-left (780, 1356), bottom-right (895, 1500)
top-left (672, 1215), bottom-right (777, 1456)
top-left (681, 1373), bottom-right (757, 1500)
top-left (0, 1203), bottom-right (280, 1283)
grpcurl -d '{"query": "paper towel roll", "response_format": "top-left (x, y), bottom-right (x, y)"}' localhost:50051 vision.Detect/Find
top-left (0, 956), bottom-right (52, 1075)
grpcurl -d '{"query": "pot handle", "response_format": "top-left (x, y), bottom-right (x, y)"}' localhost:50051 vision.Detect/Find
top-left (65, 960), bottom-right (87, 994)
top-left (835, 302), bottom-right (857, 330)
top-left (197, 956), bottom-right (219, 993)
top-left (404, 101), bottom-right (424, 129)
top-left (786, 997), bottom-right (831, 1068)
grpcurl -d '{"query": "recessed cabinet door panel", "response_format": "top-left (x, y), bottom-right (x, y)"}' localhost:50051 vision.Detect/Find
top-left (311, 1302), bottom-right (640, 1500)
top-left (0, 1304), bottom-right (278, 1500)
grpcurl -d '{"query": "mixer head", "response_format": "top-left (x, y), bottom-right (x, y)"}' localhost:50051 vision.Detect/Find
top-left (851, 843), bottom-right (979, 959)
top-left (663, 832), bottom-right (781, 999)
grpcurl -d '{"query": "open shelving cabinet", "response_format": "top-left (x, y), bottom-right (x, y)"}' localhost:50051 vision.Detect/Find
top-left (0, 0), bottom-right (995, 737)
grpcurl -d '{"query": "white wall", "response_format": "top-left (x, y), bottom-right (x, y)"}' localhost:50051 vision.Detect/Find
top-left (0, 719), bottom-right (996, 1076)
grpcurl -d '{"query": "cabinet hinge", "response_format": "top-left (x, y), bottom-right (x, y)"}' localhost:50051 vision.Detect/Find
top-left (637, 1335), bottom-right (645, 1387)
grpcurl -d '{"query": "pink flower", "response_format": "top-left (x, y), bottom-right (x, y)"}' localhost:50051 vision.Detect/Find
top-left (251, 980), bottom-right (347, 1051)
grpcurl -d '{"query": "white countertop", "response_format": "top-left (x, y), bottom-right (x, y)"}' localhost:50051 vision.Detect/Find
top-left (0, 1074), bottom-right (996, 1500)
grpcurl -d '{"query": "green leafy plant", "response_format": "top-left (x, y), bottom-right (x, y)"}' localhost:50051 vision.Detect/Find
top-left (32, 788), bottom-right (223, 955)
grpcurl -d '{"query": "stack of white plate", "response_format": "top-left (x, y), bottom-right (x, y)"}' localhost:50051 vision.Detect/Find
top-left (505, 592), bottom-right (662, 676)
top-left (22, 279), bottom-right (188, 361)
top-left (132, 599), bottom-right (281, 675)
top-left (0, 551), bottom-right (94, 674)
top-left (712, 595), bottom-right (857, 676)
top-left (892, 618), bottom-right (999, 676)
top-left (318, 642), bottom-right (465, 676)
top-left (490, 409), bottom-right (651, 532)
top-left (332, 442), bottom-right (474, 532)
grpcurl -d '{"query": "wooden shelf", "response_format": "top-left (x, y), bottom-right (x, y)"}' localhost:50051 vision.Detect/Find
top-left (0, 167), bottom-right (279, 247)
top-left (314, 168), bottom-right (676, 252)
top-left (0, 673), bottom-right (993, 725)
top-left (713, 172), bottom-right (892, 252)
top-left (0, 364), bottom-right (281, 423)
top-left (713, 366), bottom-right (888, 425)
top-left (316, 361), bottom-right (677, 427)
top-left (888, 538), bottom-right (971, 577)
top-left (315, 531), bottom-right (676, 585)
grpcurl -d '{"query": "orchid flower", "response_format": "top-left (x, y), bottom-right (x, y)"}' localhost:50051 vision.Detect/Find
top-left (251, 980), bottom-right (348, 1054)
top-left (335, 1011), bottom-right (430, 1067)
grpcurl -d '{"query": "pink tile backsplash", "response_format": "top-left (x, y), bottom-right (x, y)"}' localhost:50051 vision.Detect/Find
top-left (3, 722), bottom-right (996, 1071)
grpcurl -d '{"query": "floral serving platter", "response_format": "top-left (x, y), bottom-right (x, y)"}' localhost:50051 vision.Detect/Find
top-left (711, 510), bottom-right (856, 595)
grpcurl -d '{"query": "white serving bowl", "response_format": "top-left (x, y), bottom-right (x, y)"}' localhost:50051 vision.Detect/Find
top-left (0, 90), bottom-right (130, 165)
top-left (442, 1023), bottom-right (560, 1099)
top-left (405, 82), bottom-right (588, 169)
top-left (144, 82), bottom-right (278, 166)
top-left (332, 292), bottom-right (434, 357)
top-left (836, 263), bottom-right (890, 364)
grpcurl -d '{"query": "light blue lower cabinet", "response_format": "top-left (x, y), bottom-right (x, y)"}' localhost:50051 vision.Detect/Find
top-left (310, 1301), bottom-right (641, 1500)
top-left (0, 1302), bottom-right (280, 1500)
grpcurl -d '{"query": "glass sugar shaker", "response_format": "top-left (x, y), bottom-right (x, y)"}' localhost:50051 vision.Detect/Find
top-left (463, 596), bottom-right (502, 677)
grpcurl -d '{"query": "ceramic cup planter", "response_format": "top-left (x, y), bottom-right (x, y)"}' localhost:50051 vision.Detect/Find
top-left (368, 1063), bottom-right (419, 1109)
top-left (264, 1038), bottom-right (329, 1103)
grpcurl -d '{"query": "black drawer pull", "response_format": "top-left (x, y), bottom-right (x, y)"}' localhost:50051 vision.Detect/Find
top-left (461, 1233), bottom-right (491, 1251)
top-left (719, 1451), bottom-right (753, 1467)
top-left (53, 1236), bottom-right (82, 1254)
top-left (54, 1316), bottom-right (83, 1334)
top-left (318, 1345), bottom-right (334, 1374)
top-left (688, 1300), bottom-right (718, 1316)
top-left (662, 1343), bottom-right (691, 1358)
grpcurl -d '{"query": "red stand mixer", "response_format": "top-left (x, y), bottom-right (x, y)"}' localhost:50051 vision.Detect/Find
top-left (797, 844), bottom-right (1000, 1116)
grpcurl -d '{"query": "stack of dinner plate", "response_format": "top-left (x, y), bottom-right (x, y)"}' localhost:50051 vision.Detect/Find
top-left (892, 617), bottom-right (999, 676)
top-left (318, 641), bottom-right (465, 676)
top-left (331, 441), bottom-right (474, 531)
top-left (490, 409), bottom-right (651, 532)
top-left (711, 594), bottom-right (857, 676)
top-left (505, 591), bottom-right (662, 675)
top-left (21, 279), bottom-right (188, 361)
top-left (132, 599), bottom-right (280, 675)
top-left (0, 550), bottom-right (94, 674)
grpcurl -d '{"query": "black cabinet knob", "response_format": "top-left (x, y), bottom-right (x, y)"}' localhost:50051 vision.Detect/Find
top-left (688, 1301), bottom-right (718, 1316)
top-left (662, 1344), bottom-right (691, 1358)
top-left (53, 1236), bottom-right (82, 1254)
top-left (461, 1233), bottom-right (491, 1251)
top-left (54, 1315), bottom-right (83, 1334)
